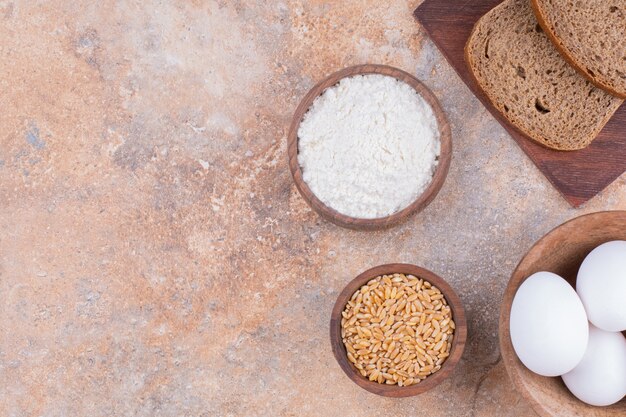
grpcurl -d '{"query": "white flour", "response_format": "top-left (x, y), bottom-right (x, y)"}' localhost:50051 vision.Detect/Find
top-left (297, 74), bottom-right (440, 219)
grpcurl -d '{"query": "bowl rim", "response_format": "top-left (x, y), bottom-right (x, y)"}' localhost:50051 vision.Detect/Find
top-left (499, 210), bottom-right (626, 416)
top-left (287, 64), bottom-right (452, 230)
top-left (330, 263), bottom-right (467, 397)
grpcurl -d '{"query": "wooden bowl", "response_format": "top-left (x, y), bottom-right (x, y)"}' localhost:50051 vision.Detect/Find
top-left (500, 211), bottom-right (626, 416)
top-left (287, 64), bottom-right (452, 230)
top-left (330, 263), bottom-right (467, 397)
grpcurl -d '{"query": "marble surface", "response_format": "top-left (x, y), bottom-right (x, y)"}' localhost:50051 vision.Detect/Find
top-left (1, 1), bottom-right (624, 416)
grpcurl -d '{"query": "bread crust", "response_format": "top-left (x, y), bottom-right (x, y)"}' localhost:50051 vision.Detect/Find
top-left (531, 0), bottom-right (626, 99)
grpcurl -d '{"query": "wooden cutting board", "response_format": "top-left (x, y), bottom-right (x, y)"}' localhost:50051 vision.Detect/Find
top-left (414, 0), bottom-right (626, 207)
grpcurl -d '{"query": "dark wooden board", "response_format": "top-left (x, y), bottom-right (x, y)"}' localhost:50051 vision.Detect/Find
top-left (414, 0), bottom-right (626, 207)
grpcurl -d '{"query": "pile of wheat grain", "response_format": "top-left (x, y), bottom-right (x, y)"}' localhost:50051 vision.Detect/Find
top-left (341, 273), bottom-right (455, 386)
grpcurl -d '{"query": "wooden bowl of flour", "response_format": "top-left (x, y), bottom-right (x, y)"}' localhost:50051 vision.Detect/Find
top-left (287, 64), bottom-right (452, 230)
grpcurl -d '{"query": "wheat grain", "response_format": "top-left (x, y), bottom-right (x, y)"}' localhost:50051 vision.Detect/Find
top-left (341, 273), bottom-right (455, 386)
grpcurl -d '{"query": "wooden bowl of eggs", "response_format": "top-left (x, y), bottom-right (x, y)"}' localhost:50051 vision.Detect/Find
top-left (287, 64), bottom-right (452, 230)
top-left (500, 211), bottom-right (626, 416)
top-left (330, 263), bottom-right (466, 397)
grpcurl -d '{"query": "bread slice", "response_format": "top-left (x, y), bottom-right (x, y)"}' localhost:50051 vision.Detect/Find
top-left (532, 0), bottom-right (626, 99)
top-left (465, 0), bottom-right (623, 150)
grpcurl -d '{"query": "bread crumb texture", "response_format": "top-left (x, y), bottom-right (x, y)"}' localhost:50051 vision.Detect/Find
top-left (532, 0), bottom-right (626, 98)
top-left (465, 0), bottom-right (623, 150)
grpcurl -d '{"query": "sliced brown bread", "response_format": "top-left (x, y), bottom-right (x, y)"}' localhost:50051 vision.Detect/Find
top-left (532, 0), bottom-right (626, 99)
top-left (465, 0), bottom-right (623, 150)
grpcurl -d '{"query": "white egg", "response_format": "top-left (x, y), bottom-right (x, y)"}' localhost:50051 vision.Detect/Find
top-left (510, 271), bottom-right (589, 376)
top-left (577, 241), bottom-right (626, 332)
top-left (562, 324), bottom-right (626, 406)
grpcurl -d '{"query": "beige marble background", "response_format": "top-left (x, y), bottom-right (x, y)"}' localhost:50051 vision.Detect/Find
top-left (1, 1), bottom-right (624, 416)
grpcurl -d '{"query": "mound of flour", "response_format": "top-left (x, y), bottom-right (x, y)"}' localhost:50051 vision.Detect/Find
top-left (297, 74), bottom-right (440, 219)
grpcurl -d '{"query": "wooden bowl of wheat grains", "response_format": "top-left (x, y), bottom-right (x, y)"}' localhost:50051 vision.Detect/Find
top-left (287, 64), bottom-right (452, 230)
top-left (330, 263), bottom-right (467, 397)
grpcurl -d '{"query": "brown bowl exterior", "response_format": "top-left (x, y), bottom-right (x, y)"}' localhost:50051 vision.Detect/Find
top-left (330, 263), bottom-right (467, 397)
top-left (287, 64), bottom-right (452, 230)
top-left (500, 211), bottom-right (626, 417)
